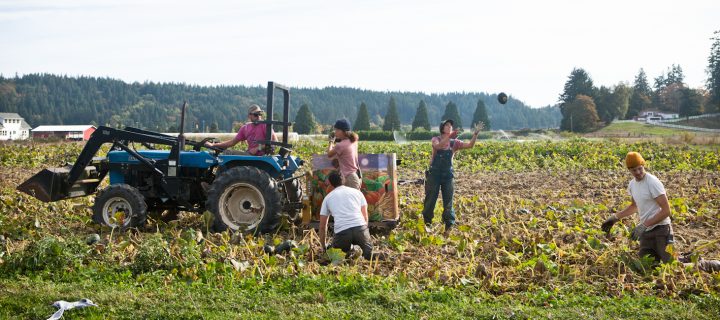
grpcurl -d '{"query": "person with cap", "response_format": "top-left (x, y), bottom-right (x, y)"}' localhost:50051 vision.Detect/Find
top-left (206, 104), bottom-right (278, 155)
top-left (319, 171), bottom-right (375, 260)
top-left (421, 119), bottom-right (484, 236)
top-left (601, 151), bottom-right (674, 263)
top-left (327, 119), bottom-right (361, 189)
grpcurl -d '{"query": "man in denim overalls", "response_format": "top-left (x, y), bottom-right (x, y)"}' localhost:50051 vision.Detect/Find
top-left (422, 119), bottom-right (483, 236)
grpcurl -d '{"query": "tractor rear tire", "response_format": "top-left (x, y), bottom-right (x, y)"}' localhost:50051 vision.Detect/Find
top-left (206, 166), bottom-right (282, 234)
top-left (92, 184), bottom-right (148, 230)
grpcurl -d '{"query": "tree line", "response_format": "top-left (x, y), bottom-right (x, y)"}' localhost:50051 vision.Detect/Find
top-left (558, 30), bottom-right (720, 132)
top-left (0, 74), bottom-right (560, 133)
top-left (293, 97), bottom-right (493, 134)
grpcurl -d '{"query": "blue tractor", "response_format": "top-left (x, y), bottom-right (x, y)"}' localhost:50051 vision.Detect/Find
top-left (18, 82), bottom-right (305, 234)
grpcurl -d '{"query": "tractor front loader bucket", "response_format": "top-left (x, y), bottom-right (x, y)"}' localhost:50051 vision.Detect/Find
top-left (17, 164), bottom-right (104, 203)
top-left (17, 167), bottom-right (72, 202)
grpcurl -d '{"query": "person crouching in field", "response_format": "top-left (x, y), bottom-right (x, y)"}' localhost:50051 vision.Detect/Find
top-left (319, 171), bottom-right (374, 259)
top-left (327, 119), bottom-right (361, 189)
top-left (601, 152), bottom-right (674, 263)
top-left (422, 120), bottom-right (483, 236)
top-left (206, 104), bottom-right (277, 155)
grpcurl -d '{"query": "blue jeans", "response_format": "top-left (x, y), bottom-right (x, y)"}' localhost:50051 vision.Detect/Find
top-left (421, 171), bottom-right (455, 228)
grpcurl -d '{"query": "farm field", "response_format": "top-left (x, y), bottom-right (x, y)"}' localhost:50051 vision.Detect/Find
top-left (1, 139), bottom-right (720, 319)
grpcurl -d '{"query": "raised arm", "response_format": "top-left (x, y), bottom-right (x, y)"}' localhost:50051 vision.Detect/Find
top-left (460, 122), bottom-right (484, 149)
top-left (327, 141), bottom-right (337, 158)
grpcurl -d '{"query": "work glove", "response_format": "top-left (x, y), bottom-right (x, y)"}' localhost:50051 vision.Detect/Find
top-left (631, 224), bottom-right (647, 241)
top-left (601, 214), bottom-right (619, 234)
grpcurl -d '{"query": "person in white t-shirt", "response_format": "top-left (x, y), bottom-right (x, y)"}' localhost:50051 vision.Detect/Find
top-left (319, 171), bottom-right (374, 260)
top-left (601, 152), bottom-right (674, 262)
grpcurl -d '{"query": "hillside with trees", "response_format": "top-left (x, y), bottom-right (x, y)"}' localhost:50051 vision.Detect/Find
top-left (0, 74), bottom-right (560, 132)
top-left (557, 30), bottom-right (720, 133)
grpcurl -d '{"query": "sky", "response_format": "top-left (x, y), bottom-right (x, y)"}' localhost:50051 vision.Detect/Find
top-left (0, 0), bottom-right (718, 107)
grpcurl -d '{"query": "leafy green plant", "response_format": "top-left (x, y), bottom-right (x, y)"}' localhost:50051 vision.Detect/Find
top-left (2, 236), bottom-right (86, 274)
top-left (325, 248), bottom-right (346, 266)
top-left (131, 233), bottom-right (174, 274)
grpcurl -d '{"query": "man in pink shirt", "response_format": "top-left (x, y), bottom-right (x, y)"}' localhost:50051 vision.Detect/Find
top-left (207, 105), bottom-right (277, 156)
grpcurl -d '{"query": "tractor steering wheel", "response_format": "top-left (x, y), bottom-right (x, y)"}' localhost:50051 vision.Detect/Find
top-left (195, 137), bottom-right (223, 154)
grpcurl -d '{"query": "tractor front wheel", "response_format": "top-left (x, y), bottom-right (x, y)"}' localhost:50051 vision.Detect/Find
top-left (92, 184), bottom-right (148, 230)
top-left (206, 166), bottom-right (282, 234)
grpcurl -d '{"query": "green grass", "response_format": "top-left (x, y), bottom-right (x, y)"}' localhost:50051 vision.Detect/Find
top-left (2, 274), bottom-right (719, 319)
top-left (593, 122), bottom-right (697, 137)
top-left (674, 117), bottom-right (720, 129)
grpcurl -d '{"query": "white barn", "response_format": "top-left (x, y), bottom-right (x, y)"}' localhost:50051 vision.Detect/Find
top-left (0, 113), bottom-right (31, 141)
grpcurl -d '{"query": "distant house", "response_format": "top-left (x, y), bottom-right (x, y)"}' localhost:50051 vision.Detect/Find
top-left (0, 113), bottom-right (31, 141)
top-left (635, 110), bottom-right (679, 122)
top-left (31, 125), bottom-right (96, 141)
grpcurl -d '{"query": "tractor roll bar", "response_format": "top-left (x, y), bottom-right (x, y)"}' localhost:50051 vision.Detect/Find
top-left (259, 81), bottom-right (293, 151)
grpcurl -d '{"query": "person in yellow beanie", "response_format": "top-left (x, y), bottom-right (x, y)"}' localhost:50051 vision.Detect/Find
top-left (601, 152), bottom-right (674, 262)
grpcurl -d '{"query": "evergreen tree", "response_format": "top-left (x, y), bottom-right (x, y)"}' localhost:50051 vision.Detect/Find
top-left (633, 68), bottom-right (652, 96)
top-left (627, 69), bottom-right (653, 119)
top-left (679, 88), bottom-right (704, 117)
top-left (294, 103), bottom-right (317, 134)
top-left (558, 68), bottom-right (595, 130)
top-left (668, 64), bottom-right (685, 85)
top-left (653, 64), bottom-right (686, 110)
top-left (209, 122), bottom-right (219, 133)
top-left (707, 30), bottom-right (720, 113)
top-left (440, 101), bottom-right (463, 130)
top-left (382, 97), bottom-right (401, 131)
top-left (471, 99), bottom-right (490, 130)
top-left (559, 68), bottom-right (595, 107)
top-left (411, 100), bottom-right (431, 131)
top-left (354, 102), bottom-right (371, 131)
